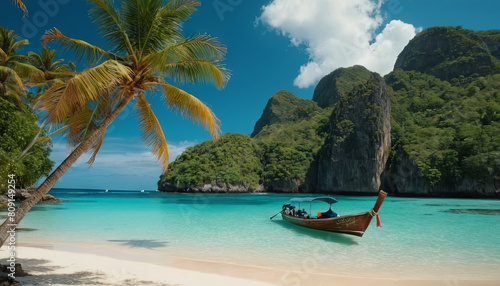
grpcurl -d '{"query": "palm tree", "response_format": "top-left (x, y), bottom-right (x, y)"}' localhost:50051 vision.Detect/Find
top-left (28, 47), bottom-right (76, 93)
top-left (0, 27), bottom-right (42, 105)
top-left (16, 47), bottom-right (76, 160)
top-left (0, 0), bottom-right (229, 246)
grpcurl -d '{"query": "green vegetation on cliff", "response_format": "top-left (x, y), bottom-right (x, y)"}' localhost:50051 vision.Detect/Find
top-left (386, 69), bottom-right (500, 186)
top-left (313, 65), bottom-right (372, 108)
top-left (160, 133), bottom-right (262, 187)
top-left (251, 90), bottom-right (321, 137)
top-left (394, 26), bottom-right (500, 81)
top-left (256, 108), bottom-right (331, 183)
top-left (160, 26), bottom-right (500, 196)
top-left (160, 93), bottom-right (332, 189)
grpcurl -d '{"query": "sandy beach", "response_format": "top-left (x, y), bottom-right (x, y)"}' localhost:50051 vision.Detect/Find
top-left (2, 242), bottom-right (497, 286)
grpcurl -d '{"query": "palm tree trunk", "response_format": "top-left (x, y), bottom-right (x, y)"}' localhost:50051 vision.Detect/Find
top-left (0, 93), bottom-right (134, 247)
top-left (18, 123), bottom-right (45, 160)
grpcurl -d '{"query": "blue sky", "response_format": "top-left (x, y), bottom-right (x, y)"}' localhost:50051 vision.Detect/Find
top-left (2, 0), bottom-right (500, 190)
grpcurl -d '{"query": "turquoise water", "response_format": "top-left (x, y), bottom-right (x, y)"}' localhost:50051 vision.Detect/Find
top-left (4, 189), bottom-right (500, 279)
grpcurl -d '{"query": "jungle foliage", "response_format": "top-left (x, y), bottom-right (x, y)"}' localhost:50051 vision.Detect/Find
top-left (0, 96), bottom-right (54, 191)
top-left (160, 106), bottom-right (332, 187)
top-left (386, 70), bottom-right (500, 185)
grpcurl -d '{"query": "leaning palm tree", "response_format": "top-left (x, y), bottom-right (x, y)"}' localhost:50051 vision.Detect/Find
top-left (0, 0), bottom-right (229, 246)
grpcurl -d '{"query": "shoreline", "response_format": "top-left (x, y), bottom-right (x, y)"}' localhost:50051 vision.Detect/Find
top-left (46, 187), bottom-right (500, 199)
top-left (4, 240), bottom-right (498, 286)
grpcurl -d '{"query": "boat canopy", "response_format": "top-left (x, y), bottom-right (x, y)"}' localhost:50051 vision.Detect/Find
top-left (290, 197), bottom-right (338, 204)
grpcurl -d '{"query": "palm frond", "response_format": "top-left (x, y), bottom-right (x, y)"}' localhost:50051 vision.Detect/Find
top-left (122, 0), bottom-right (164, 57)
top-left (0, 48), bottom-right (8, 64)
top-left (37, 60), bottom-right (132, 124)
top-left (164, 0), bottom-right (200, 23)
top-left (12, 0), bottom-right (28, 16)
top-left (31, 78), bottom-right (65, 91)
top-left (135, 93), bottom-right (169, 172)
top-left (49, 59), bottom-right (66, 70)
top-left (11, 38), bottom-right (29, 52)
top-left (34, 126), bottom-right (69, 145)
top-left (27, 51), bottom-right (44, 69)
top-left (8, 54), bottom-right (28, 64)
top-left (87, 0), bottom-right (137, 59)
top-left (42, 71), bottom-right (76, 80)
top-left (0, 65), bottom-right (27, 91)
top-left (68, 61), bottom-right (77, 71)
top-left (42, 28), bottom-right (121, 64)
top-left (10, 61), bottom-right (44, 84)
top-left (87, 126), bottom-right (107, 165)
top-left (3, 81), bottom-right (26, 104)
top-left (35, 82), bottom-right (66, 119)
top-left (144, 34), bottom-right (227, 69)
top-left (36, 136), bottom-right (51, 145)
top-left (43, 47), bottom-right (57, 66)
top-left (158, 81), bottom-right (220, 138)
top-left (0, 27), bottom-right (25, 56)
top-left (66, 104), bottom-right (96, 145)
top-left (28, 48), bottom-right (68, 74)
top-left (51, 65), bottom-right (73, 74)
top-left (45, 125), bottom-right (69, 137)
top-left (123, 0), bottom-right (200, 57)
top-left (162, 59), bottom-right (230, 89)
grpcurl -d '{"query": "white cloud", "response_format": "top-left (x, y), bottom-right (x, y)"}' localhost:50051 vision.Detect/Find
top-left (259, 0), bottom-right (419, 88)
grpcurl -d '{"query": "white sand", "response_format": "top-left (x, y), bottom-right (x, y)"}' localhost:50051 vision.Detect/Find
top-left (6, 244), bottom-right (499, 286)
top-left (13, 246), bottom-right (275, 286)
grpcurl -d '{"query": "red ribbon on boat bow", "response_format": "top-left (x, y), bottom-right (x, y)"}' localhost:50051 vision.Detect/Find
top-left (376, 214), bottom-right (382, 227)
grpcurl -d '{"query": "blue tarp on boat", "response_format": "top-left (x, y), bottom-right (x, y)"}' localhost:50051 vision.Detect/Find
top-left (289, 197), bottom-right (338, 204)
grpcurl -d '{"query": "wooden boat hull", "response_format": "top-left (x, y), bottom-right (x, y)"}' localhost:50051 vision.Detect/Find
top-left (281, 191), bottom-right (387, 237)
top-left (282, 211), bottom-right (373, 237)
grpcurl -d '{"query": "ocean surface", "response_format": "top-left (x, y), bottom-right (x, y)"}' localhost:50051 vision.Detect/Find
top-left (3, 188), bottom-right (500, 280)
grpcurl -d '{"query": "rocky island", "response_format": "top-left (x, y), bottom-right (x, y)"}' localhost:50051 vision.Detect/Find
top-left (159, 26), bottom-right (500, 197)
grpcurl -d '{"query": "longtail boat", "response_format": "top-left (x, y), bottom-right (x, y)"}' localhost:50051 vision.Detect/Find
top-left (273, 191), bottom-right (387, 237)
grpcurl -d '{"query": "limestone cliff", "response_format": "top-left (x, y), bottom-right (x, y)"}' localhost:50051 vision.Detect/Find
top-left (307, 72), bottom-right (391, 194)
top-left (158, 24), bottom-right (500, 197)
top-left (312, 65), bottom-right (372, 108)
top-left (394, 26), bottom-right (500, 81)
top-left (383, 147), bottom-right (499, 197)
top-left (251, 90), bottom-right (320, 137)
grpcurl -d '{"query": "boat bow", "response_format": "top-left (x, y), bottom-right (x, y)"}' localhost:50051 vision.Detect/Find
top-left (280, 190), bottom-right (388, 237)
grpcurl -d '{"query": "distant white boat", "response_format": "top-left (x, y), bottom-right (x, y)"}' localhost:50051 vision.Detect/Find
top-left (105, 189), bottom-right (108, 192)
top-left (155, 190), bottom-right (159, 192)
top-left (141, 190), bottom-right (145, 192)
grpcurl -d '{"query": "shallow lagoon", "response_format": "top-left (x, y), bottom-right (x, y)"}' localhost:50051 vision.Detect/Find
top-left (9, 189), bottom-right (500, 280)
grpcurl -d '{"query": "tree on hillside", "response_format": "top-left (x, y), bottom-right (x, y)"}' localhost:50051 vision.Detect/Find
top-left (0, 0), bottom-right (229, 246)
